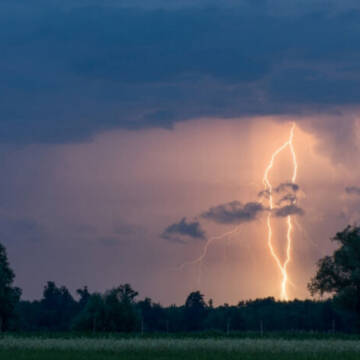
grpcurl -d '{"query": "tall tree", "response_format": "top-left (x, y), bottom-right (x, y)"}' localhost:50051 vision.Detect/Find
top-left (104, 284), bottom-right (139, 332)
top-left (308, 225), bottom-right (360, 327)
top-left (40, 281), bottom-right (77, 330)
top-left (184, 291), bottom-right (207, 331)
top-left (77, 286), bottom-right (91, 309)
top-left (0, 242), bottom-right (21, 331)
top-left (72, 293), bottom-right (105, 332)
top-left (74, 284), bottom-right (140, 332)
top-left (137, 297), bottom-right (167, 332)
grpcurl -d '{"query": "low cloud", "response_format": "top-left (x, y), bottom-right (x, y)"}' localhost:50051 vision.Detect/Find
top-left (277, 194), bottom-right (297, 206)
top-left (163, 195), bottom-right (303, 244)
top-left (161, 218), bottom-right (206, 243)
top-left (258, 190), bottom-right (270, 200)
top-left (258, 183), bottom-right (300, 200)
top-left (274, 204), bottom-right (305, 217)
top-left (345, 186), bottom-right (360, 196)
top-left (274, 182), bottom-right (299, 193)
top-left (202, 201), bottom-right (265, 225)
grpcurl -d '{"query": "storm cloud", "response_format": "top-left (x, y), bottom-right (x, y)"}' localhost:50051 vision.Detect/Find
top-left (277, 194), bottom-right (297, 206)
top-left (274, 204), bottom-right (305, 217)
top-left (345, 186), bottom-right (360, 196)
top-left (259, 183), bottom-right (300, 200)
top-left (1, 1), bottom-right (360, 143)
top-left (202, 201), bottom-right (265, 225)
top-left (161, 218), bottom-right (206, 243)
top-left (275, 183), bottom-right (300, 193)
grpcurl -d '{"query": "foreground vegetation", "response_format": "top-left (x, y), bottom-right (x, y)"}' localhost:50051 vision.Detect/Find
top-left (1, 337), bottom-right (360, 360)
top-left (2, 350), bottom-right (359, 360)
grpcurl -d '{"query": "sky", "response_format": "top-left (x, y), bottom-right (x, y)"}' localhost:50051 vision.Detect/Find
top-left (1, 0), bottom-right (360, 305)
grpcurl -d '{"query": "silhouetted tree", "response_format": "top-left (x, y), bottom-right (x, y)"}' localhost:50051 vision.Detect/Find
top-left (39, 281), bottom-right (77, 330)
top-left (72, 293), bottom-right (105, 332)
top-left (165, 305), bottom-right (185, 332)
top-left (308, 225), bottom-right (360, 327)
top-left (104, 284), bottom-right (139, 332)
top-left (138, 297), bottom-right (167, 332)
top-left (77, 286), bottom-right (91, 309)
top-left (184, 291), bottom-right (207, 331)
top-left (73, 284), bottom-right (140, 332)
top-left (15, 300), bottom-right (42, 331)
top-left (0, 242), bottom-right (21, 331)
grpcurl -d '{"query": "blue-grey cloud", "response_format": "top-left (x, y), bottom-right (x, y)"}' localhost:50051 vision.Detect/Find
top-left (161, 217), bottom-right (206, 243)
top-left (258, 182), bottom-right (299, 200)
top-left (202, 201), bottom-right (265, 224)
top-left (345, 186), bottom-right (360, 196)
top-left (277, 193), bottom-right (297, 206)
top-left (274, 204), bottom-right (305, 217)
top-left (1, 1), bottom-right (360, 144)
top-left (275, 182), bottom-right (299, 193)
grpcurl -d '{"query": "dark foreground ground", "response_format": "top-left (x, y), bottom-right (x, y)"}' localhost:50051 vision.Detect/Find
top-left (1, 349), bottom-right (360, 360)
top-left (1, 336), bottom-right (360, 360)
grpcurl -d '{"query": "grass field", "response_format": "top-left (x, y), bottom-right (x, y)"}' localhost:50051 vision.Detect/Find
top-left (1, 337), bottom-right (360, 359)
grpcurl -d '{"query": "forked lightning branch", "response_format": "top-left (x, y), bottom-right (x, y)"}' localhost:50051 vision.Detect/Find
top-left (177, 123), bottom-right (299, 301)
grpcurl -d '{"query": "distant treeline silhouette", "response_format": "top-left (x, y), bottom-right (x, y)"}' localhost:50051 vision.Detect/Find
top-left (14, 284), bottom-right (358, 333)
top-left (1, 225), bottom-right (360, 333)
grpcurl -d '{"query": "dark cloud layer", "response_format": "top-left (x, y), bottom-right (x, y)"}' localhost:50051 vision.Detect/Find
top-left (259, 183), bottom-right (300, 200)
top-left (161, 217), bottom-right (206, 243)
top-left (202, 201), bottom-right (265, 224)
top-left (1, 1), bottom-right (360, 143)
top-left (277, 194), bottom-right (297, 206)
top-left (275, 183), bottom-right (299, 193)
top-left (274, 204), bottom-right (305, 217)
top-left (201, 199), bottom-right (304, 225)
top-left (345, 186), bottom-right (360, 196)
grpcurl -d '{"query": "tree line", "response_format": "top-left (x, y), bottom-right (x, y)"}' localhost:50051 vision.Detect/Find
top-left (1, 225), bottom-right (360, 333)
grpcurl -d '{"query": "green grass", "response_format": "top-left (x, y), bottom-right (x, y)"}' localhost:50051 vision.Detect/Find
top-left (1, 349), bottom-right (360, 360)
top-left (6, 330), bottom-right (360, 340)
top-left (1, 336), bottom-right (360, 360)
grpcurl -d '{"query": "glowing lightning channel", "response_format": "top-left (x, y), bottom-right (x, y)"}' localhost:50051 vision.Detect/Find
top-left (263, 123), bottom-right (297, 301)
top-left (175, 123), bottom-right (298, 298)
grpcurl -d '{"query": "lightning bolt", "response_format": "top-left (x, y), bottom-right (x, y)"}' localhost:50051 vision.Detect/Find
top-left (175, 225), bottom-right (242, 285)
top-left (263, 123), bottom-right (297, 301)
top-left (175, 123), bottom-right (298, 300)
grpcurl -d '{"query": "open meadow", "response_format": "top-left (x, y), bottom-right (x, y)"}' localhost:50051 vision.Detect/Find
top-left (1, 336), bottom-right (360, 360)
